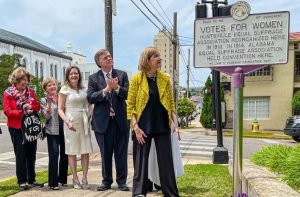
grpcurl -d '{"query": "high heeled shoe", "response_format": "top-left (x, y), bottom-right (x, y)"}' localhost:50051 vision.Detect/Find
top-left (72, 179), bottom-right (82, 189)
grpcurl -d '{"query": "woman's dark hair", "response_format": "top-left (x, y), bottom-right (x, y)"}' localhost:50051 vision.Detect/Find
top-left (64, 65), bottom-right (84, 89)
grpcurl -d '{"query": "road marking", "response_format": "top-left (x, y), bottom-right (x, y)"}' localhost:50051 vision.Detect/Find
top-left (0, 151), bottom-right (15, 161)
top-left (180, 144), bottom-right (215, 151)
top-left (180, 141), bottom-right (217, 146)
top-left (180, 149), bottom-right (213, 156)
top-left (260, 139), bottom-right (282, 144)
top-left (0, 160), bottom-right (15, 165)
top-left (36, 157), bottom-right (49, 166)
top-left (36, 152), bottom-right (48, 155)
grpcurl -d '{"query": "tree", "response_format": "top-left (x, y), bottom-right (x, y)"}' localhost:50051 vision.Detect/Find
top-left (0, 54), bottom-right (44, 110)
top-left (0, 54), bottom-right (23, 109)
top-left (200, 76), bottom-right (227, 129)
top-left (200, 76), bottom-right (213, 128)
top-left (178, 97), bottom-right (196, 127)
top-left (292, 90), bottom-right (300, 115)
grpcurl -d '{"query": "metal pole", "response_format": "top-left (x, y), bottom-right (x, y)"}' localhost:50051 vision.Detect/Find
top-left (210, 0), bottom-right (229, 164)
top-left (187, 48), bottom-right (190, 98)
top-left (232, 67), bottom-right (244, 196)
top-left (104, 0), bottom-right (113, 58)
top-left (172, 12), bottom-right (178, 111)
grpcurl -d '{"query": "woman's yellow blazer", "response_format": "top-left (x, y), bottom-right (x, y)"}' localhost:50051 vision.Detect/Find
top-left (127, 71), bottom-right (175, 126)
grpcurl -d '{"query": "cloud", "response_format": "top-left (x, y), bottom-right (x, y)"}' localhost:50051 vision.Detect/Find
top-left (0, 0), bottom-right (299, 87)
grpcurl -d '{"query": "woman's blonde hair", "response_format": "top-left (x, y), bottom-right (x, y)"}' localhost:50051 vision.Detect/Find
top-left (64, 65), bottom-right (84, 89)
top-left (138, 47), bottom-right (159, 72)
top-left (42, 77), bottom-right (57, 91)
top-left (8, 67), bottom-right (31, 85)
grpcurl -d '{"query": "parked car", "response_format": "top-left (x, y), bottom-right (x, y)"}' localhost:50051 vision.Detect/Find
top-left (283, 116), bottom-right (300, 142)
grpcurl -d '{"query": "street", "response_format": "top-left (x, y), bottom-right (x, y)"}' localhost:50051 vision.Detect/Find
top-left (0, 124), bottom-right (296, 180)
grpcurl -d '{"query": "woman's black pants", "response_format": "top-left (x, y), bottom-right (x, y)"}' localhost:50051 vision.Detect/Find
top-left (46, 127), bottom-right (68, 187)
top-left (9, 127), bottom-right (37, 185)
top-left (132, 132), bottom-right (179, 197)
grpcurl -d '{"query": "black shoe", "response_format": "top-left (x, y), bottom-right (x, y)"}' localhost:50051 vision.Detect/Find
top-left (31, 182), bottom-right (44, 188)
top-left (19, 183), bottom-right (30, 190)
top-left (118, 184), bottom-right (130, 191)
top-left (97, 184), bottom-right (111, 191)
top-left (59, 182), bottom-right (67, 187)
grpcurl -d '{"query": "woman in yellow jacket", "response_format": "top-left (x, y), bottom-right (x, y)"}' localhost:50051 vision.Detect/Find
top-left (127, 47), bottom-right (180, 197)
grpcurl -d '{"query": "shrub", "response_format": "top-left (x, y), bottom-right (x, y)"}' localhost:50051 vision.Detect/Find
top-left (283, 144), bottom-right (300, 188)
top-left (251, 145), bottom-right (292, 173)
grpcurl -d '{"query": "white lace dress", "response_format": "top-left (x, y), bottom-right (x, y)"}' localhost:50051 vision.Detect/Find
top-left (59, 86), bottom-right (93, 155)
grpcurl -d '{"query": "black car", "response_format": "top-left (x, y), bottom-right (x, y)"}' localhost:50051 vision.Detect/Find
top-left (284, 116), bottom-right (300, 142)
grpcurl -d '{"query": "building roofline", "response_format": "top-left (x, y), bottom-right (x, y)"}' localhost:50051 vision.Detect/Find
top-left (0, 28), bottom-right (72, 60)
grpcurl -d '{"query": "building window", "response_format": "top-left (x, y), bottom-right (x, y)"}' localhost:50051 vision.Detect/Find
top-left (84, 72), bottom-right (90, 80)
top-left (22, 58), bottom-right (27, 67)
top-left (50, 64), bottom-right (53, 77)
top-left (54, 65), bottom-right (57, 79)
top-left (295, 54), bottom-right (300, 76)
top-left (63, 67), bottom-right (66, 80)
top-left (243, 97), bottom-right (269, 119)
top-left (40, 62), bottom-right (44, 79)
top-left (247, 66), bottom-right (271, 76)
top-left (35, 61), bottom-right (39, 77)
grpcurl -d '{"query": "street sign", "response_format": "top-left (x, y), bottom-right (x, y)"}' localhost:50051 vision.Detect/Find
top-left (194, 11), bottom-right (290, 68)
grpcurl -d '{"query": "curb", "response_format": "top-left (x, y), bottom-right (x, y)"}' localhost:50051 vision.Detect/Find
top-left (228, 159), bottom-right (300, 197)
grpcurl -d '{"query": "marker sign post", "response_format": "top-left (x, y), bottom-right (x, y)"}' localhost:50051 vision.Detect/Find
top-left (194, 11), bottom-right (289, 68)
top-left (194, 2), bottom-right (289, 196)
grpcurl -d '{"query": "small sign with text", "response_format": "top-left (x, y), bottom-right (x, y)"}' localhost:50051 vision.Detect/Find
top-left (194, 11), bottom-right (289, 68)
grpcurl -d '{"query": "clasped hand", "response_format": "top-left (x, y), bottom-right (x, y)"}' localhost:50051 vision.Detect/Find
top-left (22, 103), bottom-right (33, 114)
top-left (105, 77), bottom-right (119, 92)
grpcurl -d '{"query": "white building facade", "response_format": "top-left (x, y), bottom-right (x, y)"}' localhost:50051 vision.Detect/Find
top-left (0, 28), bottom-right (72, 83)
top-left (61, 43), bottom-right (132, 87)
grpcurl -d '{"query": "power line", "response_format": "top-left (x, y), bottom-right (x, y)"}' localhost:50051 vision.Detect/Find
top-left (154, 0), bottom-right (173, 28)
top-left (129, 0), bottom-right (173, 42)
top-left (178, 35), bottom-right (193, 39)
top-left (147, 0), bottom-right (173, 30)
top-left (139, 0), bottom-right (172, 35)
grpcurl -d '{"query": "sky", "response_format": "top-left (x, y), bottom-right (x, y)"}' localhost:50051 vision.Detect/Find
top-left (0, 0), bottom-right (300, 87)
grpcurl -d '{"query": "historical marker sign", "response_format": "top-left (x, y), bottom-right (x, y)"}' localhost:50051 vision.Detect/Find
top-left (194, 11), bottom-right (290, 68)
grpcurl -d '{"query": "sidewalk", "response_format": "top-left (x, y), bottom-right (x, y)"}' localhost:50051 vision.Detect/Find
top-left (10, 153), bottom-right (211, 197)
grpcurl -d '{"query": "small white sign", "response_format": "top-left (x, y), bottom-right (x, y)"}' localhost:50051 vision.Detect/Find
top-left (194, 11), bottom-right (290, 68)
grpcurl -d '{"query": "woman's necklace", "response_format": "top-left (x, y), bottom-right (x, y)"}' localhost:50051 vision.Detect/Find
top-left (146, 72), bottom-right (157, 82)
top-left (147, 76), bottom-right (156, 81)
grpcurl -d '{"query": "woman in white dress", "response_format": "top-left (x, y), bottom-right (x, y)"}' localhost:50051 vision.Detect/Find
top-left (58, 66), bottom-right (93, 189)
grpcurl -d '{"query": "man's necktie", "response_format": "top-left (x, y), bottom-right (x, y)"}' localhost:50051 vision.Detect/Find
top-left (106, 73), bottom-right (115, 116)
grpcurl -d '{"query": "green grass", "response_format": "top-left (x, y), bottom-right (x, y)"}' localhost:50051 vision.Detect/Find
top-left (0, 168), bottom-right (81, 197)
top-left (177, 164), bottom-right (232, 197)
top-left (283, 145), bottom-right (300, 190)
top-left (251, 144), bottom-right (300, 192)
top-left (251, 145), bottom-right (292, 172)
top-left (223, 130), bottom-right (291, 139)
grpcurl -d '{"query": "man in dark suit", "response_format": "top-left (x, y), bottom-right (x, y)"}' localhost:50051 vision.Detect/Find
top-left (87, 49), bottom-right (129, 191)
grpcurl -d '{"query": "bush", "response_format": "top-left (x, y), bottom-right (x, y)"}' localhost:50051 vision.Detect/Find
top-left (251, 145), bottom-right (292, 173)
top-left (283, 145), bottom-right (300, 188)
top-left (292, 91), bottom-right (300, 114)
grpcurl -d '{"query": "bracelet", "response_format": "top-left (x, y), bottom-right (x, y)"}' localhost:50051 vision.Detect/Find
top-left (133, 122), bottom-right (138, 129)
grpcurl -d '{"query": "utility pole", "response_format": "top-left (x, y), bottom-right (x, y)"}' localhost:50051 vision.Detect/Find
top-left (172, 12), bottom-right (178, 109)
top-left (186, 48), bottom-right (190, 127)
top-left (198, 0), bottom-right (229, 164)
top-left (104, 0), bottom-right (113, 58)
top-left (186, 48), bottom-right (190, 98)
